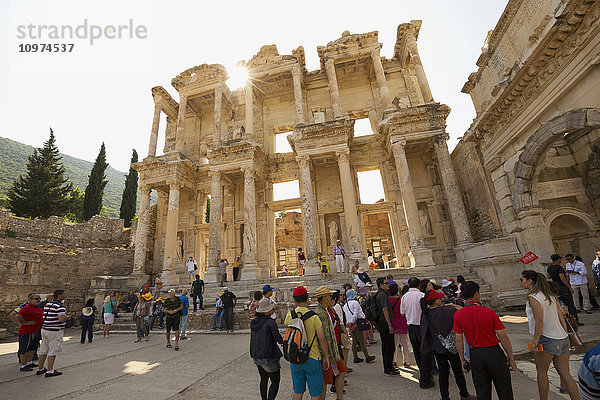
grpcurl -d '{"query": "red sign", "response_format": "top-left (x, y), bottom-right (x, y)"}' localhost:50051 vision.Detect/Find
top-left (520, 251), bottom-right (539, 264)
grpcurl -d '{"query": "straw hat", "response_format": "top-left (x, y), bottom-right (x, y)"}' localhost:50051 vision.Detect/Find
top-left (103, 296), bottom-right (111, 303)
top-left (82, 307), bottom-right (94, 317)
top-left (141, 292), bottom-right (152, 301)
top-left (313, 285), bottom-right (336, 298)
top-left (256, 298), bottom-right (274, 313)
top-left (357, 267), bottom-right (365, 273)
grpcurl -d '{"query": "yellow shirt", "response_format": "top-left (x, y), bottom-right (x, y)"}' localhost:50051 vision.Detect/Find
top-left (284, 306), bottom-right (322, 361)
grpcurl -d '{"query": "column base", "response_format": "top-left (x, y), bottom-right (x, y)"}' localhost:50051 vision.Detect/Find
top-left (204, 265), bottom-right (219, 283)
top-left (408, 247), bottom-right (435, 268)
top-left (304, 258), bottom-right (321, 276)
top-left (161, 267), bottom-right (180, 286)
top-left (454, 242), bottom-right (472, 265)
top-left (241, 263), bottom-right (260, 280)
top-left (129, 270), bottom-right (148, 285)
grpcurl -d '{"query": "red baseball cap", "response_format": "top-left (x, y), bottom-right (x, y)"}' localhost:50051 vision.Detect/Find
top-left (293, 286), bottom-right (308, 296)
top-left (425, 290), bottom-right (445, 301)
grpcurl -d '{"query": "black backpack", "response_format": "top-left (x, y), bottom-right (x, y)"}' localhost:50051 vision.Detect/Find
top-left (363, 293), bottom-right (382, 322)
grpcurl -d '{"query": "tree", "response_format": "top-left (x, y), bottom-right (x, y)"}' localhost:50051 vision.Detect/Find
top-left (83, 143), bottom-right (108, 221)
top-left (119, 149), bottom-right (138, 227)
top-left (8, 129), bottom-right (73, 219)
top-left (65, 186), bottom-right (85, 223)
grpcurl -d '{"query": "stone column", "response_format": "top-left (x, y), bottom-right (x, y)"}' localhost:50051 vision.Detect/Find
top-left (371, 49), bottom-right (392, 109)
top-left (132, 184), bottom-right (152, 280)
top-left (390, 139), bottom-right (434, 267)
top-left (244, 84), bottom-right (254, 137)
top-left (336, 150), bottom-right (363, 260)
top-left (162, 180), bottom-right (181, 285)
top-left (242, 167), bottom-right (259, 279)
top-left (214, 85), bottom-right (222, 144)
top-left (406, 34), bottom-right (433, 103)
top-left (206, 170), bottom-right (222, 282)
top-left (175, 96), bottom-right (187, 151)
top-left (434, 136), bottom-right (473, 246)
top-left (325, 59), bottom-right (343, 119)
top-left (291, 64), bottom-right (306, 124)
top-left (296, 155), bottom-right (319, 274)
top-left (147, 105), bottom-right (161, 158)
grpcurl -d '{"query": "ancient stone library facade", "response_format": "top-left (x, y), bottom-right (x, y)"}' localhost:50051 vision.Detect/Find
top-left (133, 21), bottom-right (475, 286)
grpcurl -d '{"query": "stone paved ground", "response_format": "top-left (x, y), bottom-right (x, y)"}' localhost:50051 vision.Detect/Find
top-left (3, 311), bottom-right (587, 400)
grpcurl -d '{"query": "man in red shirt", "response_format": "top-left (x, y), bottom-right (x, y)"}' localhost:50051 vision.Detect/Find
top-left (453, 281), bottom-right (516, 400)
top-left (15, 293), bottom-right (44, 372)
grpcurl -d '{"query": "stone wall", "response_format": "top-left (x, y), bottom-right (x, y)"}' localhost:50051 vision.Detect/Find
top-left (362, 212), bottom-right (395, 258)
top-left (275, 211), bottom-right (303, 273)
top-left (0, 210), bottom-right (133, 331)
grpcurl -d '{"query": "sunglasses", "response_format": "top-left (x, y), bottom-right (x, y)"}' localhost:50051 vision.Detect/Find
top-left (32, 297), bottom-right (41, 300)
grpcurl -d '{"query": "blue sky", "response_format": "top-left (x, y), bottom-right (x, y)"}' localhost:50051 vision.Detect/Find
top-left (0, 0), bottom-right (507, 174)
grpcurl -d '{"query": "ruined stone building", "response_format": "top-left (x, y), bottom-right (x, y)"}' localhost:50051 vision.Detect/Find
top-left (452, 0), bottom-right (600, 294)
top-left (133, 21), bottom-right (474, 285)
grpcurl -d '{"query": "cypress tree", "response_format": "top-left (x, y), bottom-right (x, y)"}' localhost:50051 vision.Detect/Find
top-left (119, 149), bottom-right (138, 227)
top-left (8, 128), bottom-right (73, 219)
top-left (83, 143), bottom-right (108, 221)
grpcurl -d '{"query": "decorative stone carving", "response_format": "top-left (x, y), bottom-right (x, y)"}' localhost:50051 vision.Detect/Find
top-left (328, 221), bottom-right (339, 245)
top-left (419, 209), bottom-right (432, 236)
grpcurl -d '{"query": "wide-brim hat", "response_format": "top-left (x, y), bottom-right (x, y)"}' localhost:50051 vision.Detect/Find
top-left (313, 285), bottom-right (336, 298)
top-left (425, 290), bottom-right (445, 301)
top-left (82, 307), bottom-right (94, 316)
top-left (256, 298), bottom-right (274, 313)
top-left (103, 296), bottom-right (111, 303)
top-left (442, 279), bottom-right (451, 288)
top-left (357, 267), bottom-right (365, 273)
top-left (168, 288), bottom-right (176, 293)
top-left (346, 289), bottom-right (357, 301)
top-left (142, 293), bottom-right (152, 301)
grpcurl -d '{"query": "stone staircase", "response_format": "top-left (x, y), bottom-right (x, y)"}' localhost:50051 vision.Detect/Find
top-left (91, 264), bottom-right (501, 332)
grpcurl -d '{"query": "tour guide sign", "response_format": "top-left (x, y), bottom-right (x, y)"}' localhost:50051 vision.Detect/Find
top-left (519, 251), bottom-right (539, 264)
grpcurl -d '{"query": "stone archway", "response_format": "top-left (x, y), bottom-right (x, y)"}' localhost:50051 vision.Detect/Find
top-left (513, 108), bottom-right (600, 212)
top-left (546, 208), bottom-right (599, 260)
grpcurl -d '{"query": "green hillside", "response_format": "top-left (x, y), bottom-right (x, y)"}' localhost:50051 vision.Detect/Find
top-left (0, 136), bottom-right (127, 218)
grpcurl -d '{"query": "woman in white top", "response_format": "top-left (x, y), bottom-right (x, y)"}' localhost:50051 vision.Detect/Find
top-left (342, 289), bottom-right (375, 364)
top-left (521, 270), bottom-right (579, 400)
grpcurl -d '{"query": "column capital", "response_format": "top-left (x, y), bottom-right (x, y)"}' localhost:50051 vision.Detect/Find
top-left (325, 58), bottom-right (335, 68)
top-left (370, 47), bottom-right (381, 60)
top-left (241, 165), bottom-right (257, 178)
top-left (296, 155), bottom-right (311, 169)
top-left (335, 149), bottom-right (350, 163)
top-left (291, 63), bottom-right (302, 77)
top-left (138, 183), bottom-right (152, 194)
top-left (391, 139), bottom-right (407, 155)
top-left (208, 169), bottom-right (222, 179)
top-left (166, 179), bottom-right (180, 190)
top-left (434, 134), bottom-right (450, 148)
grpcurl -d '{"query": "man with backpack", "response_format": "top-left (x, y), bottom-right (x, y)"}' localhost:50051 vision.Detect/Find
top-left (283, 286), bottom-right (330, 400)
top-left (400, 277), bottom-right (434, 388)
top-left (371, 277), bottom-right (397, 376)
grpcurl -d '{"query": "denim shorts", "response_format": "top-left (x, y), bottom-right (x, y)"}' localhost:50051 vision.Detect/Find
top-left (253, 358), bottom-right (281, 373)
top-left (538, 335), bottom-right (570, 356)
top-left (290, 357), bottom-right (324, 397)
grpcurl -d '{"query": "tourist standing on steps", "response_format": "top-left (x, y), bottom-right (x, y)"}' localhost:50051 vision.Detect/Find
top-left (212, 294), bottom-right (224, 330)
top-left (388, 283), bottom-right (410, 368)
top-left (297, 248), bottom-right (306, 276)
top-left (314, 286), bottom-right (347, 400)
top-left (133, 293), bottom-right (151, 342)
top-left (186, 256), bottom-right (197, 284)
top-left (592, 250), bottom-right (600, 295)
top-left (80, 298), bottom-right (96, 344)
top-left (373, 277), bottom-right (398, 377)
top-left (102, 295), bottom-right (114, 337)
top-left (565, 253), bottom-right (592, 314)
top-left (179, 290), bottom-right (190, 339)
top-left (150, 297), bottom-right (164, 330)
top-left (163, 289), bottom-right (183, 350)
top-left (250, 297), bottom-right (283, 400)
top-left (154, 274), bottom-right (163, 297)
top-left (520, 270), bottom-right (579, 400)
top-left (37, 289), bottom-right (69, 377)
top-left (220, 287), bottom-right (237, 332)
top-left (547, 254), bottom-right (580, 325)
top-left (218, 259), bottom-right (229, 286)
top-left (420, 289), bottom-right (475, 400)
top-left (382, 253), bottom-right (390, 269)
top-left (343, 289), bottom-right (375, 365)
top-left (284, 286), bottom-right (330, 400)
top-left (233, 256), bottom-right (243, 281)
top-left (191, 274), bottom-right (205, 312)
top-left (262, 285), bottom-right (277, 322)
top-left (15, 292), bottom-right (43, 372)
top-left (401, 277), bottom-right (434, 388)
top-left (333, 240), bottom-right (347, 273)
top-left (453, 281), bottom-right (516, 400)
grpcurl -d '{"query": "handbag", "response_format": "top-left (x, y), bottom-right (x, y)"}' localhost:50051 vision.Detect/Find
top-left (356, 318), bottom-right (371, 331)
top-left (427, 311), bottom-right (458, 354)
top-left (564, 315), bottom-right (582, 347)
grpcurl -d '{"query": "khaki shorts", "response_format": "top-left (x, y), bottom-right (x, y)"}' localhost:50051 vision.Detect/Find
top-left (39, 329), bottom-right (64, 356)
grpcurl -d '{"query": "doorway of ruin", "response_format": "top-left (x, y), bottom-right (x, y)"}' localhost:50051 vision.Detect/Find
top-left (274, 208), bottom-right (305, 277)
top-left (548, 208), bottom-right (599, 264)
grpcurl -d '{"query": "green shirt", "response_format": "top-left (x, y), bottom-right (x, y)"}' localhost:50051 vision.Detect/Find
top-left (220, 292), bottom-right (236, 309)
top-left (192, 279), bottom-right (204, 294)
top-left (284, 306), bottom-right (323, 361)
top-left (163, 297), bottom-right (182, 319)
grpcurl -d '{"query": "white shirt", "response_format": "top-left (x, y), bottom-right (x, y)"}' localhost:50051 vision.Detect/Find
top-left (566, 260), bottom-right (588, 285)
top-left (343, 300), bottom-right (365, 324)
top-left (186, 259), bottom-right (197, 272)
top-left (525, 292), bottom-right (568, 340)
top-left (333, 303), bottom-right (344, 324)
top-left (354, 274), bottom-right (366, 288)
top-left (268, 297), bottom-right (277, 320)
top-left (399, 288), bottom-right (424, 325)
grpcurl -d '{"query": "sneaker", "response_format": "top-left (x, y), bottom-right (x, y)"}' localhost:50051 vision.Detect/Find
top-left (353, 357), bottom-right (364, 363)
top-left (420, 381), bottom-right (435, 389)
top-left (585, 310), bottom-right (592, 314)
top-left (384, 370), bottom-right (400, 376)
top-left (36, 368), bottom-right (47, 375)
top-left (403, 362), bottom-right (411, 368)
top-left (145, 337), bottom-right (149, 341)
top-left (45, 370), bottom-right (63, 377)
top-left (134, 339), bottom-right (141, 343)
top-left (366, 356), bottom-right (376, 363)
top-left (27, 363), bottom-right (37, 368)
top-left (20, 365), bottom-right (34, 372)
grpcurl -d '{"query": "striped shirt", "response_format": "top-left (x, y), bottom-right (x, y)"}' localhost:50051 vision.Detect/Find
top-left (42, 301), bottom-right (67, 331)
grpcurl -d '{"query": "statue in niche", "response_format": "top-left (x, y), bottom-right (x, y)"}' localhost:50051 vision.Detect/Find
top-left (419, 209), bottom-right (432, 236)
top-left (177, 236), bottom-right (184, 260)
top-left (584, 141), bottom-right (600, 213)
top-left (328, 221), bottom-right (339, 245)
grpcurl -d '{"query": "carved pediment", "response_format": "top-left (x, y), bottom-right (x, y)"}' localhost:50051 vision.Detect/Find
top-left (379, 103), bottom-right (450, 137)
top-left (317, 30), bottom-right (379, 69)
top-left (289, 119), bottom-right (354, 153)
top-left (206, 140), bottom-right (267, 167)
top-left (244, 45), bottom-right (301, 74)
top-left (393, 20), bottom-right (421, 63)
top-left (171, 64), bottom-right (228, 90)
top-left (151, 86), bottom-right (179, 119)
